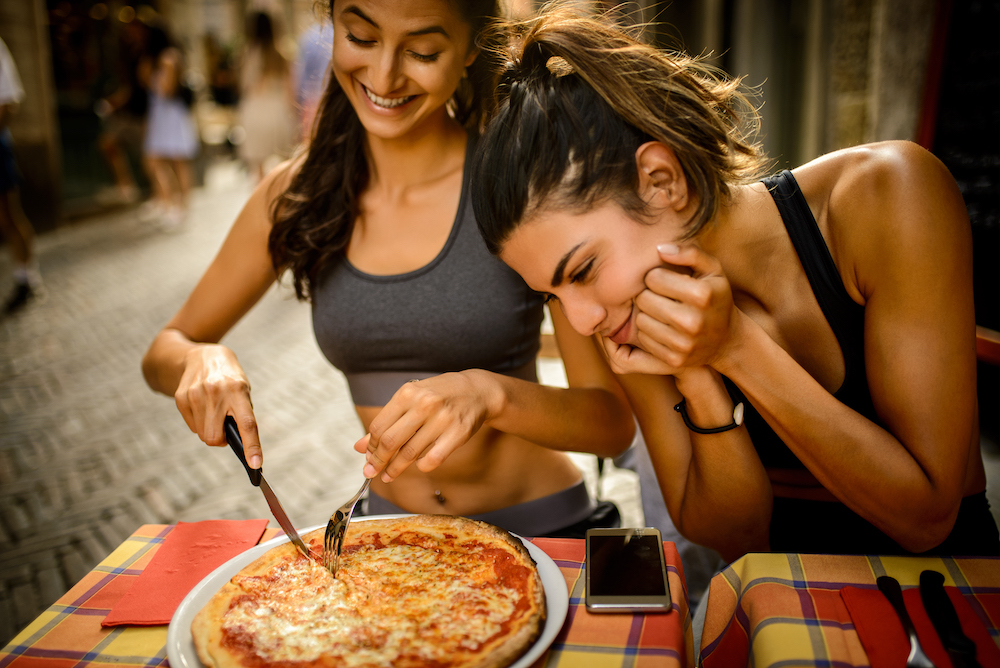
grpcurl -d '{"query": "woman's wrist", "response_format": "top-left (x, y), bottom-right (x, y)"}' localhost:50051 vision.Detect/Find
top-left (673, 366), bottom-right (722, 397)
top-left (707, 308), bottom-right (754, 379)
top-left (673, 367), bottom-right (740, 431)
top-left (466, 368), bottom-right (507, 424)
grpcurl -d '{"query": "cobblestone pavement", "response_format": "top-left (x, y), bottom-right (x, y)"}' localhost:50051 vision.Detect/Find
top-left (0, 160), bottom-right (640, 646)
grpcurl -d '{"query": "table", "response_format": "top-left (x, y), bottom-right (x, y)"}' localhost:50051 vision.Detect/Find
top-left (699, 552), bottom-right (1000, 667)
top-left (0, 524), bottom-right (694, 667)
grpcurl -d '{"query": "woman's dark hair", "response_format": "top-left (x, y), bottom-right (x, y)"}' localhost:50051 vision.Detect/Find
top-left (251, 12), bottom-right (274, 44)
top-left (248, 12), bottom-right (288, 79)
top-left (268, 0), bottom-right (503, 301)
top-left (472, 3), bottom-right (769, 256)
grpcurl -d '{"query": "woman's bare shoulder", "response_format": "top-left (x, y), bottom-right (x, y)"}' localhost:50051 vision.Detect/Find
top-left (795, 141), bottom-right (969, 296)
top-left (257, 152), bottom-right (309, 210)
top-left (794, 141), bottom-right (962, 222)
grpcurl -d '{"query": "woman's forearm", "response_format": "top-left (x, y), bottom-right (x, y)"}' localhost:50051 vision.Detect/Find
top-left (141, 328), bottom-right (201, 396)
top-left (480, 370), bottom-right (634, 457)
top-left (622, 370), bottom-right (772, 558)
top-left (713, 311), bottom-right (969, 551)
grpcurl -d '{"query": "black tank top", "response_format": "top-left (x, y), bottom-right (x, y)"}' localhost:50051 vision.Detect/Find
top-left (741, 171), bottom-right (999, 555)
top-left (722, 170), bottom-right (879, 470)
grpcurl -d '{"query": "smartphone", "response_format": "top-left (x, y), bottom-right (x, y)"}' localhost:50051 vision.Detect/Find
top-left (585, 527), bottom-right (672, 613)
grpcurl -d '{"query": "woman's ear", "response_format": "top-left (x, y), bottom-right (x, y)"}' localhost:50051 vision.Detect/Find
top-left (465, 47), bottom-right (480, 68)
top-left (635, 141), bottom-right (688, 211)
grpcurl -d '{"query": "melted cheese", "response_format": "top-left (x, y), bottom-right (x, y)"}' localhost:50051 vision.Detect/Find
top-left (222, 541), bottom-right (526, 667)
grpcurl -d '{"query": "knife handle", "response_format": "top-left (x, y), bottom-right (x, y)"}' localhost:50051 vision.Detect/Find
top-left (920, 570), bottom-right (978, 654)
top-left (224, 416), bottom-right (262, 487)
top-left (876, 575), bottom-right (919, 637)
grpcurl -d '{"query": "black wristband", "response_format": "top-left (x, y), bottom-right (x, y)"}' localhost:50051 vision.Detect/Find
top-left (674, 398), bottom-right (745, 434)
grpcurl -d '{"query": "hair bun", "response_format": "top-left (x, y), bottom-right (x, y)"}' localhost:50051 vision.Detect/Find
top-left (498, 39), bottom-right (558, 100)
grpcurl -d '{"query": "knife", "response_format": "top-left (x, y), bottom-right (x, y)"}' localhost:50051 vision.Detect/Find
top-left (919, 570), bottom-right (981, 668)
top-left (224, 416), bottom-right (311, 559)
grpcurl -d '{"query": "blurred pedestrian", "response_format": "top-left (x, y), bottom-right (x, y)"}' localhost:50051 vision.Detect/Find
top-left (94, 16), bottom-right (151, 206)
top-left (204, 32), bottom-right (239, 107)
top-left (142, 27), bottom-right (198, 230)
top-left (237, 12), bottom-right (297, 181)
top-left (293, 20), bottom-right (332, 141)
top-left (0, 37), bottom-right (42, 314)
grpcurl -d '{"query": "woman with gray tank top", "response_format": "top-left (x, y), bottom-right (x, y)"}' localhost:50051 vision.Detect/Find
top-left (140, 0), bottom-right (635, 538)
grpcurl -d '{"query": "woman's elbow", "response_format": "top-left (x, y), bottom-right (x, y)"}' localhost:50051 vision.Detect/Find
top-left (141, 347), bottom-right (162, 394)
top-left (674, 498), bottom-right (771, 562)
top-left (891, 503), bottom-right (960, 553)
top-left (604, 413), bottom-right (638, 458)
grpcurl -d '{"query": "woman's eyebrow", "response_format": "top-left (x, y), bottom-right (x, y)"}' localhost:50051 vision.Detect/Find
top-left (342, 5), bottom-right (377, 27)
top-left (551, 242), bottom-right (585, 287)
top-left (407, 25), bottom-right (450, 38)
top-left (340, 5), bottom-right (450, 39)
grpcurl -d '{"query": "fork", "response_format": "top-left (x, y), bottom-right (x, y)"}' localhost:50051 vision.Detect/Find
top-left (322, 478), bottom-right (371, 577)
top-left (877, 575), bottom-right (937, 668)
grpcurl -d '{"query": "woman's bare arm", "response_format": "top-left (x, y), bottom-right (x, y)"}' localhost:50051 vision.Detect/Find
top-left (613, 367), bottom-right (772, 560)
top-left (141, 162), bottom-right (295, 464)
top-left (362, 302), bottom-right (636, 481)
top-left (713, 142), bottom-right (978, 552)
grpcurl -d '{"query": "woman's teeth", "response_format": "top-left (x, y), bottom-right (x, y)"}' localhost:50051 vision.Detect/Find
top-left (365, 87), bottom-right (413, 109)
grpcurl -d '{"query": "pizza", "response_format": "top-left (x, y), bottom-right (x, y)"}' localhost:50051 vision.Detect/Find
top-left (190, 514), bottom-right (546, 668)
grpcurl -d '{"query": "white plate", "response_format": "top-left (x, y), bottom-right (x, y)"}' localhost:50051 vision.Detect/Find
top-left (166, 516), bottom-right (569, 668)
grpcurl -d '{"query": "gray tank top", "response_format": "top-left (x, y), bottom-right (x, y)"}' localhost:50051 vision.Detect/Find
top-left (311, 134), bottom-right (544, 406)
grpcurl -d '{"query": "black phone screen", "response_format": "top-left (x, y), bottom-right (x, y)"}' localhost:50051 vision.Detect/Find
top-left (588, 533), bottom-right (667, 597)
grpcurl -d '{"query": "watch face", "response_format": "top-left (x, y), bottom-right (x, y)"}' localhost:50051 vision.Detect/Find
top-left (733, 402), bottom-right (745, 426)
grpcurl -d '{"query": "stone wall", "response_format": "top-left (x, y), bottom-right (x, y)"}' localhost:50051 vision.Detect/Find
top-left (824, 0), bottom-right (936, 154)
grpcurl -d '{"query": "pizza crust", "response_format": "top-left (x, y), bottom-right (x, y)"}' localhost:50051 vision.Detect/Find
top-left (191, 515), bottom-right (546, 668)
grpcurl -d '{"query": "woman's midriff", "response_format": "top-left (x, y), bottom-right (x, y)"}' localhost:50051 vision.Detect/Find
top-left (356, 406), bottom-right (583, 517)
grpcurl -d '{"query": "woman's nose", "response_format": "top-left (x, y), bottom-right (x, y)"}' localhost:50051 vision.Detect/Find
top-left (369, 49), bottom-right (402, 94)
top-left (559, 297), bottom-right (605, 337)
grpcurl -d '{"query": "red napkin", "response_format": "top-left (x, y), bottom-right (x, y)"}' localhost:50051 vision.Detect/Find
top-left (102, 519), bottom-right (268, 627)
top-left (841, 584), bottom-right (1000, 668)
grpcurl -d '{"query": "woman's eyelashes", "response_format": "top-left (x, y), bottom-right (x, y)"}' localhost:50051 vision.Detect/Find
top-left (345, 31), bottom-right (440, 62)
top-left (345, 31), bottom-right (374, 46)
top-left (409, 50), bottom-right (440, 62)
top-left (569, 260), bottom-right (594, 284)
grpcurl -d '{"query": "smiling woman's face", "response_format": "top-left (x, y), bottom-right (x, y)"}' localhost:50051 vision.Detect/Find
top-left (331, 0), bottom-right (476, 139)
top-left (500, 202), bottom-right (672, 346)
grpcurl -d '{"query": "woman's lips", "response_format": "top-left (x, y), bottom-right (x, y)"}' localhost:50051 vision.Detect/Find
top-left (361, 84), bottom-right (416, 111)
top-left (609, 314), bottom-right (632, 345)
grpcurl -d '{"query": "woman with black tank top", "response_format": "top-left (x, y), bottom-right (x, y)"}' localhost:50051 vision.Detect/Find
top-left (472, 6), bottom-right (1000, 561)
top-left (141, 0), bottom-right (636, 538)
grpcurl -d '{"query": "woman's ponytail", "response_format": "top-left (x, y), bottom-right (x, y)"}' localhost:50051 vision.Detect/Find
top-left (474, 3), bottom-right (769, 254)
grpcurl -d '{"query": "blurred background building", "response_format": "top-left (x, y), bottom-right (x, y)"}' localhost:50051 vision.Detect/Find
top-left (0, 0), bottom-right (994, 228)
top-left (0, 0), bottom-right (990, 218)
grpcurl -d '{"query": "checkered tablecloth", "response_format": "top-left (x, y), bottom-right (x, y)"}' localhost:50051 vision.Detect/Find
top-left (700, 552), bottom-right (1000, 668)
top-left (0, 524), bottom-right (693, 668)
